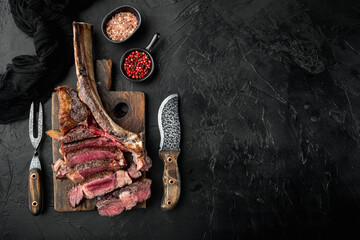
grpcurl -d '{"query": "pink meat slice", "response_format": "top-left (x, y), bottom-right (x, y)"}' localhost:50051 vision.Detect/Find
top-left (47, 125), bottom-right (98, 143)
top-left (82, 172), bottom-right (117, 199)
top-left (127, 158), bottom-right (142, 179)
top-left (60, 137), bottom-right (117, 155)
top-left (83, 128), bottom-right (152, 171)
top-left (68, 185), bottom-right (84, 207)
top-left (96, 178), bottom-right (152, 217)
top-left (65, 147), bottom-right (125, 167)
top-left (97, 200), bottom-right (124, 217)
top-left (67, 162), bottom-right (119, 183)
top-left (53, 158), bottom-right (124, 183)
top-left (119, 191), bottom-right (137, 210)
top-left (131, 153), bottom-right (152, 172)
top-left (48, 116), bottom-right (152, 171)
top-left (68, 170), bottom-right (132, 207)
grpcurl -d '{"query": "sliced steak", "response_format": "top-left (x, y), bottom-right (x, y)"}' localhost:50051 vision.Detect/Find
top-left (52, 124), bottom-right (149, 172)
top-left (56, 86), bottom-right (91, 134)
top-left (52, 158), bottom-right (66, 173)
top-left (119, 179), bottom-right (151, 210)
top-left (127, 158), bottom-right (142, 179)
top-left (47, 125), bottom-right (99, 143)
top-left (68, 170), bottom-right (132, 207)
top-left (82, 171), bottom-right (117, 199)
top-left (96, 199), bottom-right (124, 217)
top-left (73, 22), bottom-right (152, 171)
top-left (132, 153), bottom-right (152, 171)
top-left (95, 132), bottom-right (152, 171)
top-left (53, 158), bottom-right (124, 183)
top-left (65, 147), bottom-right (125, 167)
top-left (96, 178), bottom-right (152, 217)
top-left (68, 185), bottom-right (84, 207)
top-left (60, 137), bottom-right (117, 155)
top-left (46, 129), bottom-right (63, 142)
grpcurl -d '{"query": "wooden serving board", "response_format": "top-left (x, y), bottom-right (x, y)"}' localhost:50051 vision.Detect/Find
top-left (52, 59), bottom-right (146, 212)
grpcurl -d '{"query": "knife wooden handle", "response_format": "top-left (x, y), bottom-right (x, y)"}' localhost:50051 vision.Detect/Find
top-left (160, 150), bottom-right (181, 211)
top-left (28, 168), bottom-right (43, 215)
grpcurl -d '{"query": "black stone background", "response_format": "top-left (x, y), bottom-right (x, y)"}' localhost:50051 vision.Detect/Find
top-left (1, 0), bottom-right (360, 239)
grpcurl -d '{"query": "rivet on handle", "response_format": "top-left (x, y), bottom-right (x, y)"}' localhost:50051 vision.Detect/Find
top-left (31, 173), bottom-right (37, 179)
top-left (167, 200), bottom-right (172, 206)
top-left (167, 157), bottom-right (173, 163)
top-left (169, 179), bottom-right (175, 185)
top-left (32, 201), bottom-right (38, 207)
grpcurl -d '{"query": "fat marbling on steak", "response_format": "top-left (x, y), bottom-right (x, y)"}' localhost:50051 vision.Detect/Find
top-left (73, 22), bottom-right (152, 171)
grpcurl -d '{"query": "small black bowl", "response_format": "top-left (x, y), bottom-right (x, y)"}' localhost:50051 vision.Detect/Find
top-left (101, 5), bottom-right (141, 43)
top-left (120, 33), bottom-right (160, 82)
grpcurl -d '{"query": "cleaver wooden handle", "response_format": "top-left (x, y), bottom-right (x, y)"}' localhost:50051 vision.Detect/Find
top-left (28, 168), bottom-right (43, 215)
top-left (160, 150), bottom-right (181, 211)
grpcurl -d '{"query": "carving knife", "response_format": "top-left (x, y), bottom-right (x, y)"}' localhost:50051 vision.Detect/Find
top-left (158, 94), bottom-right (181, 211)
top-left (28, 102), bottom-right (43, 215)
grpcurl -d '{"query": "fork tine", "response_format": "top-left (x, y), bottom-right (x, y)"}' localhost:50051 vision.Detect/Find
top-left (29, 102), bottom-right (34, 143)
top-left (29, 102), bottom-right (43, 149)
top-left (38, 102), bottom-right (43, 141)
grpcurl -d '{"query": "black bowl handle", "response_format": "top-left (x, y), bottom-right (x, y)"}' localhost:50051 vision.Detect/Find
top-left (145, 33), bottom-right (160, 52)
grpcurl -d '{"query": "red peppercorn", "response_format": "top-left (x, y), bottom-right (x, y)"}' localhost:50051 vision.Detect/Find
top-left (123, 51), bottom-right (152, 80)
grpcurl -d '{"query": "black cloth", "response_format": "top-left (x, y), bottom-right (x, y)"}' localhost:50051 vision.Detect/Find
top-left (0, 0), bottom-right (91, 124)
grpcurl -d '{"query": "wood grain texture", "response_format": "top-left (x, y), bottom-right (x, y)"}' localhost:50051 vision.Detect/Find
top-left (159, 150), bottom-right (181, 211)
top-left (52, 59), bottom-right (146, 212)
top-left (95, 60), bottom-right (145, 134)
top-left (28, 168), bottom-right (43, 215)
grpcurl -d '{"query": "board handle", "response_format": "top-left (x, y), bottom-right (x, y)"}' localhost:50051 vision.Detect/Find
top-left (160, 150), bottom-right (181, 211)
top-left (28, 168), bottom-right (43, 215)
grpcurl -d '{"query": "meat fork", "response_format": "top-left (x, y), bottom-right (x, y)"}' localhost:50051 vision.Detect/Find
top-left (28, 102), bottom-right (43, 216)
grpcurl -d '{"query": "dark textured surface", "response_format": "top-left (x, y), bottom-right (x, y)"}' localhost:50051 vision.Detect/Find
top-left (1, 0), bottom-right (360, 239)
top-left (0, 0), bottom-right (91, 124)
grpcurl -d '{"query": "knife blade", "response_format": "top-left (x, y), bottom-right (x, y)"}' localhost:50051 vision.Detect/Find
top-left (158, 94), bottom-right (181, 211)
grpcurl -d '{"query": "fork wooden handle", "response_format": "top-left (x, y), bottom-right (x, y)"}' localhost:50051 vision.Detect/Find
top-left (28, 168), bottom-right (43, 215)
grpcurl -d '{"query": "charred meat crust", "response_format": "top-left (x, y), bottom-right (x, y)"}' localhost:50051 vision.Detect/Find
top-left (56, 86), bottom-right (91, 134)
